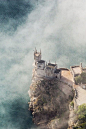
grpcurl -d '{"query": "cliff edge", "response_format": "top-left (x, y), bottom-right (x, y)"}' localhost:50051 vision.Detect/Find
top-left (29, 77), bottom-right (74, 129)
top-left (28, 49), bottom-right (86, 128)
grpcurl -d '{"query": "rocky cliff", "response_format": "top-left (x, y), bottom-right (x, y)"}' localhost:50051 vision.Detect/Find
top-left (28, 78), bottom-right (74, 129)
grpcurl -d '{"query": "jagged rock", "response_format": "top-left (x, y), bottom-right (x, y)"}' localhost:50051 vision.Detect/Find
top-left (29, 78), bottom-right (74, 129)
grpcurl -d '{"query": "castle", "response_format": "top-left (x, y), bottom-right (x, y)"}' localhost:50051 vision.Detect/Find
top-left (30, 48), bottom-right (86, 109)
top-left (32, 48), bottom-right (61, 81)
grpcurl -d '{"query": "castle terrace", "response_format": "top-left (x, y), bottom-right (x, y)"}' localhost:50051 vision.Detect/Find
top-left (61, 69), bottom-right (74, 86)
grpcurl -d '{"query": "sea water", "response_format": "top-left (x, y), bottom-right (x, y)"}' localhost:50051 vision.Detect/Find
top-left (0, 0), bottom-right (38, 129)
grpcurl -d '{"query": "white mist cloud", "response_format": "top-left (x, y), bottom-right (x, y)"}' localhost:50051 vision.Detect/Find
top-left (1, 0), bottom-right (86, 128)
top-left (1, 0), bottom-right (86, 100)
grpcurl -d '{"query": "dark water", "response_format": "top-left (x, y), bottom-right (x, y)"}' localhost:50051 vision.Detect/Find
top-left (0, 0), bottom-right (35, 32)
top-left (0, 0), bottom-right (37, 129)
top-left (0, 97), bottom-right (34, 129)
top-left (1, 0), bottom-right (86, 129)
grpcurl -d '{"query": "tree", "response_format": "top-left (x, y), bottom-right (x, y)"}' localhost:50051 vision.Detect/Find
top-left (76, 103), bottom-right (86, 124)
top-left (75, 72), bottom-right (86, 84)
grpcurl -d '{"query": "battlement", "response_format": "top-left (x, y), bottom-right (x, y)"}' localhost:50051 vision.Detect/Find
top-left (46, 63), bottom-right (57, 69)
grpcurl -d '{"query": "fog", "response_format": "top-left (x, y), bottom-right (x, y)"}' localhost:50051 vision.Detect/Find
top-left (0, 0), bottom-right (86, 129)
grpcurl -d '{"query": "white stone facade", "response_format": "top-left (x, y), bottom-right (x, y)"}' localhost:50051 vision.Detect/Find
top-left (32, 49), bottom-right (61, 81)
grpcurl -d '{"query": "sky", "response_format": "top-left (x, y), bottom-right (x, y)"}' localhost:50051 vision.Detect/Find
top-left (0, 0), bottom-right (86, 129)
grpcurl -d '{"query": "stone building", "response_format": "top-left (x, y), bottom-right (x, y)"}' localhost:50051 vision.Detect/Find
top-left (70, 63), bottom-right (83, 82)
top-left (70, 63), bottom-right (86, 82)
top-left (32, 48), bottom-right (61, 81)
top-left (70, 63), bottom-right (82, 78)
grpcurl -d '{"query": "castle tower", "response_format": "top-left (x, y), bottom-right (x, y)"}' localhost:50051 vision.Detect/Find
top-left (34, 48), bottom-right (41, 65)
top-left (32, 49), bottom-right (61, 81)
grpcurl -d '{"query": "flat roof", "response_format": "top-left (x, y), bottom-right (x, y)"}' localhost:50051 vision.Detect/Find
top-left (71, 66), bottom-right (81, 75)
top-left (37, 60), bottom-right (45, 63)
top-left (46, 65), bottom-right (56, 69)
top-left (48, 63), bottom-right (56, 67)
top-left (46, 63), bottom-right (57, 69)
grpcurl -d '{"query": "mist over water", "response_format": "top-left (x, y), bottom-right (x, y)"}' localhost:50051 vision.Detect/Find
top-left (1, 0), bottom-right (86, 129)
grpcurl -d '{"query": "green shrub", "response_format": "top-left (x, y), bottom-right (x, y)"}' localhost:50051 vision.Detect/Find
top-left (73, 122), bottom-right (86, 129)
top-left (76, 104), bottom-right (86, 124)
top-left (75, 72), bottom-right (86, 84)
top-left (70, 101), bottom-right (74, 107)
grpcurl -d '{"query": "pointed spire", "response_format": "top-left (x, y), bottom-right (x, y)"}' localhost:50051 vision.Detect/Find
top-left (40, 49), bottom-right (41, 54)
top-left (35, 47), bottom-right (37, 53)
top-left (49, 60), bottom-right (50, 63)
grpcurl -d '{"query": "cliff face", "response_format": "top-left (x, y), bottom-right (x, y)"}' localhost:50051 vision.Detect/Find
top-left (29, 78), bottom-right (74, 129)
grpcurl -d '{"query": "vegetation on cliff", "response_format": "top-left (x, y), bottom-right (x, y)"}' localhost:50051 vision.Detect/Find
top-left (76, 104), bottom-right (86, 124)
top-left (75, 72), bottom-right (86, 84)
top-left (29, 79), bottom-right (74, 129)
top-left (73, 104), bottom-right (86, 129)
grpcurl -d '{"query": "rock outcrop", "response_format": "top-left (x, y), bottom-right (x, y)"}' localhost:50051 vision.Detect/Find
top-left (28, 78), bottom-right (74, 129)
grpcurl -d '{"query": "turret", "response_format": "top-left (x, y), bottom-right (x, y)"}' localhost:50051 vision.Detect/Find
top-left (34, 48), bottom-right (41, 64)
